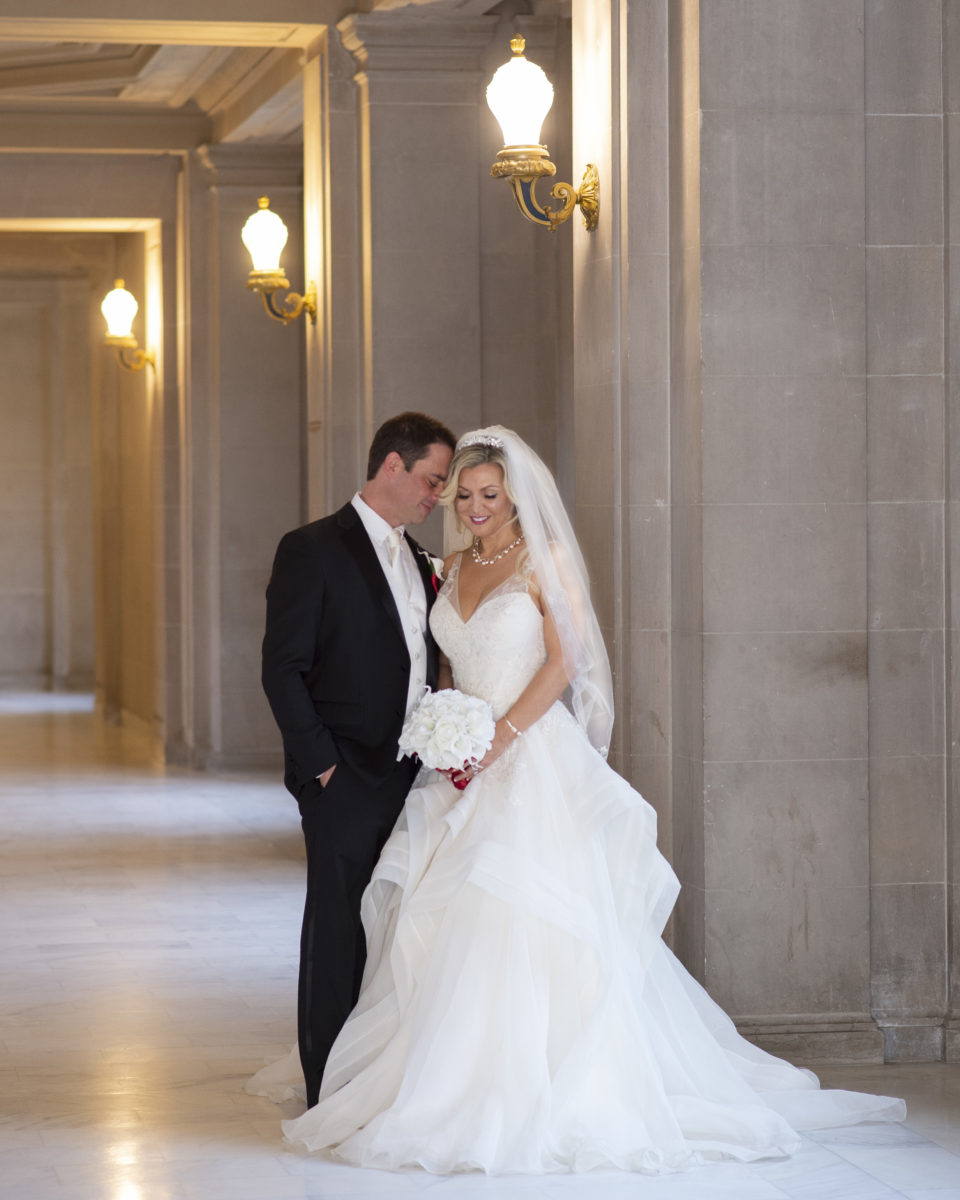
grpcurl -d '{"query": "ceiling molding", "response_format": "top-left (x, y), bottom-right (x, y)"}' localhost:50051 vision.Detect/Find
top-left (198, 142), bottom-right (302, 189)
top-left (0, 18), bottom-right (329, 49)
top-left (0, 106), bottom-right (211, 153)
top-left (119, 46), bottom-right (234, 108)
top-left (211, 50), bottom-right (304, 144)
top-left (0, 42), bottom-right (306, 146)
top-left (0, 43), bottom-right (159, 96)
top-left (217, 78), bottom-right (303, 145)
top-left (193, 48), bottom-right (281, 115)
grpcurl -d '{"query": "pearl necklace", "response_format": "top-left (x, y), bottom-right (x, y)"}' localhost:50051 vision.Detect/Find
top-left (471, 531), bottom-right (525, 566)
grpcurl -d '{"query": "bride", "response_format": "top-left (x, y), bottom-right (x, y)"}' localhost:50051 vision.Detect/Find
top-left (248, 426), bottom-right (904, 1174)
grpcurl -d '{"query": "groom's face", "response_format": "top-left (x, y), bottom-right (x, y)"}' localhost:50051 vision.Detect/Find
top-left (388, 441), bottom-right (453, 526)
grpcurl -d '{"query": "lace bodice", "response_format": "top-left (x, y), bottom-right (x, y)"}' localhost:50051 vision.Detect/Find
top-left (430, 554), bottom-right (546, 718)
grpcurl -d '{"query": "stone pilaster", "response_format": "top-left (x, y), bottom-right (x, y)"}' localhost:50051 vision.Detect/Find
top-left (336, 9), bottom-right (495, 472)
top-left (864, 0), bottom-right (948, 1064)
top-left (188, 143), bottom-right (304, 769)
top-left (571, 0), bottom-right (676, 943)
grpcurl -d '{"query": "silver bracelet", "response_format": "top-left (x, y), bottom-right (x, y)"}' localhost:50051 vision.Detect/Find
top-left (505, 716), bottom-right (522, 738)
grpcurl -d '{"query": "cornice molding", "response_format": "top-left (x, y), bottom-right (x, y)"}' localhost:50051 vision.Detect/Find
top-left (0, 105), bottom-right (211, 152)
top-left (0, 17), bottom-right (328, 50)
top-left (197, 142), bottom-right (303, 190)
top-left (0, 43), bottom-right (159, 96)
top-left (210, 49), bottom-right (303, 144)
top-left (337, 13), bottom-right (497, 74)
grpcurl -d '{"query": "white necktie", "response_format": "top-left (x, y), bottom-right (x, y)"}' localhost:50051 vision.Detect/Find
top-left (387, 527), bottom-right (404, 568)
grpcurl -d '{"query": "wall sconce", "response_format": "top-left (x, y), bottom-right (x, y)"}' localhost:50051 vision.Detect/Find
top-left (100, 280), bottom-right (155, 372)
top-left (486, 36), bottom-right (599, 233)
top-left (241, 196), bottom-right (317, 325)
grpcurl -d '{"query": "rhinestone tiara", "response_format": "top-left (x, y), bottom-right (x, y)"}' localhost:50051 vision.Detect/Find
top-left (458, 431), bottom-right (504, 450)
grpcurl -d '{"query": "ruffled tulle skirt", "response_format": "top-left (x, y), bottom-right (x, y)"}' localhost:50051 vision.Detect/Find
top-left (247, 703), bottom-right (904, 1174)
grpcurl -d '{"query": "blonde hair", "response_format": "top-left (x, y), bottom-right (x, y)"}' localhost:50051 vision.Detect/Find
top-left (439, 442), bottom-right (516, 511)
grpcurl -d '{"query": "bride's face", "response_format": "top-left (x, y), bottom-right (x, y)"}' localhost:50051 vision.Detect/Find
top-left (455, 464), bottom-right (516, 543)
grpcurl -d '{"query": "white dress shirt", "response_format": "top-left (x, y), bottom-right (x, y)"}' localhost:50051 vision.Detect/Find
top-left (350, 494), bottom-right (428, 728)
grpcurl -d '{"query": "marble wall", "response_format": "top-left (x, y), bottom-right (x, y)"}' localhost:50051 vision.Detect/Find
top-left (200, 148), bottom-right (306, 768)
top-left (864, 0), bottom-right (948, 1064)
top-left (949, 0), bottom-right (960, 1068)
top-left (0, 279), bottom-right (64, 687)
top-left (698, 0), bottom-right (876, 1053)
top-left (568, 0), bottom-right (956, 1061)
top-left (0, 236), bottom-right (119, 699)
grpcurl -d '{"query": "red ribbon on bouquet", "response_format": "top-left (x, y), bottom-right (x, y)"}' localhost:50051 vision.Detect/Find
top-left (440, 764), bottom-right (476, 791)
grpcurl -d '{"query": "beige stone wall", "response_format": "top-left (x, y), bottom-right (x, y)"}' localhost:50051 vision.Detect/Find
top-left (0, 282), bottom-right (56, 686)
top-left (566, 0), bottom-right (957, 1061)
top-left (949, 0), bottom-right (960, 1069)
top-left (863, 0), bottom-right (948, 1063)
top-left (697, 0), bottom-right (875, 1052)
top-left (0, 241), bottom-right (103, 693)
top-left (691, 0), bottom-right (956, 1064)
top-left (200, 148), bottom-right (306, 767)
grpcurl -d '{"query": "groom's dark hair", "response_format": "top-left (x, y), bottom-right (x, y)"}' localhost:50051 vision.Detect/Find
top-left (366, 411), bottom-right (456, 479)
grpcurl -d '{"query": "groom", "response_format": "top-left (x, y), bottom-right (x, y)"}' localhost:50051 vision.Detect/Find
top-left (261, 411), bottom-right (455, 1107)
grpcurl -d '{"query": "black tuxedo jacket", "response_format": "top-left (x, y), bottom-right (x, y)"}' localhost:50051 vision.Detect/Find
top-left (261, 502), bottom-right (441, 797)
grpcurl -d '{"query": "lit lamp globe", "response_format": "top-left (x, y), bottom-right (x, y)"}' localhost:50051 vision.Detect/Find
top-left (241, 196), bottom-right (290, 291)
top-left (486, 36), bottom-right (554, 151)
top-left (100, 280), bottom-right (138, 346)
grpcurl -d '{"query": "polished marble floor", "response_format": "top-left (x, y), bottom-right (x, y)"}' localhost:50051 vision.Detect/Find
top-left (2, 695), bottom-right (959, 1200)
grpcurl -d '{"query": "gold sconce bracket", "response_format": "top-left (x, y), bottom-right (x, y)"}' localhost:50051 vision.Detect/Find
top-left (245, 272), bottom-right (318, 326)
top-left (491, 153), bottom-right (600, 233)
top-left (104, 334), bottom-right (155, 373)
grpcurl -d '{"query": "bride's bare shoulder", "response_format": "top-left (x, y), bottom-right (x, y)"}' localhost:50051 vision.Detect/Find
top-left (442, 550), bottom-right (463, 576)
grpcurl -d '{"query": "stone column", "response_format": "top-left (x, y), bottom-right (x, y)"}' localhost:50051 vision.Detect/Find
top-left (667, 0), bottom-right (704, 965)
top-left (570, 0), bottom-right (675, 892)
top-left (949, 0), bottom-right (960, 1064)
top-left (479, 15), bottom-right (572, 474)
top-left (864, 0), bottom-right (948, 1063)
top-left (49, 276), bottom-right (95, 691)
top-left (697, 0), bottom-right (879, 1060)
top-left (302, 33), bottom-right (365, 518)
top-left (184, 144), bottom-right (305, 769)
top-left (336, 11), bottom-right (494, 465)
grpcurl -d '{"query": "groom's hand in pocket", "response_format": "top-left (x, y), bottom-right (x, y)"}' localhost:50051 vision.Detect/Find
top-left (297, 766), bottom-right (335, 818)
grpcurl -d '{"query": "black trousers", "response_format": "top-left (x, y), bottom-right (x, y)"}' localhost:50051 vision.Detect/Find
top-left (296, 756), bottom-right (417, 1108)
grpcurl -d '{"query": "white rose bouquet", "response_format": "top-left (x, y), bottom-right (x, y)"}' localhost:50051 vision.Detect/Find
top-left (398, 688), bottom-right (495, 772)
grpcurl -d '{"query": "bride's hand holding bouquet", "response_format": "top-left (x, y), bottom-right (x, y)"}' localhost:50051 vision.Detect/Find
top-left (398, 688), bottom-right (496, 790)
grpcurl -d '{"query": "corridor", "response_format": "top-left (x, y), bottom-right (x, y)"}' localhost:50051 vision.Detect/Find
top-left (2, 697), bottom-right (959, 1200)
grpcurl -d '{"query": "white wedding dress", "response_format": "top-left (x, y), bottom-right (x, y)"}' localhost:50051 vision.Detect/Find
top-left (248, 557), bottom-right (905, 1174)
